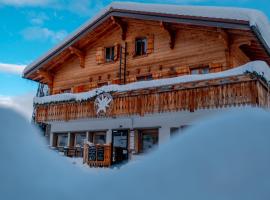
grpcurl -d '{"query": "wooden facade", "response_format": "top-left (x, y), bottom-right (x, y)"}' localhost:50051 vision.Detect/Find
top-left (25, 16), bottom-right (269, 95)
top-left (35, 74), bottom-right (270, 123)
top-left (23, 4), bottom-right (270, 167)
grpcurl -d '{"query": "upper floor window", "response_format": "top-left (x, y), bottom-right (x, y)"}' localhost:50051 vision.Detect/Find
top-left (191, 67), bottom-right (209, 75)
top-left (135, 37), bottom-right (147, 56)
top-left (137, 74), bottom-right (153, 81)
top-left (61, 88), bottom-right (71, 93)
top-left (105, 46), bottom-right (115, 62)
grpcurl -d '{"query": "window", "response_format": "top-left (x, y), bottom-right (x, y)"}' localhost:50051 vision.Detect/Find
top-left (57, 134), bottom-right (68, 147)
top-left (135, 37), bottom-right (147, 56)
top-left (105, 47), bottom-right (114, 62)
top-left (61, 88), bottom-right (71, 93)
top-left (75, 133), bottom-right (86, 147)
top-left (139, 129), bottom-right (158, 153)
top-left (136, 74), bottom-right (153, 81)
top-left (191, 67), bottom-right (209, 75)
top-left (92, 132), bottom-right (106, 145)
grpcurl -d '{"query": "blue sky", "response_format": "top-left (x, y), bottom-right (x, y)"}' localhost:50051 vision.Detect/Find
top-left (0, 0), bottom-right (269, 116)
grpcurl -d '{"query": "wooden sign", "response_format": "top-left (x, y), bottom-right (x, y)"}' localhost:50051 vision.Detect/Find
top-left (97, 146), bottom-right (105, 161)
top-left (88, 146), bottom-right (96, 161)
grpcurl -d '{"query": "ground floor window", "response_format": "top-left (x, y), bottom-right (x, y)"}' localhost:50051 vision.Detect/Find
top-left (57, 134), bottom-right (68, 147)
top-left (90, 132), bottom-right (106, 145)
top-left (75, 133), bottom-right (86, 147)
top-left (138, 129), bottom-right (158, 153)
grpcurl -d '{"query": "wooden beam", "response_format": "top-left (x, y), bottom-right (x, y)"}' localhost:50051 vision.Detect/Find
top-left (36, 70), bottom-right (53, 87)
top-left (111, 16), bottom-right (127, 41)
top-left (160, 21), bottom-right (177, 49)
top-left (69, 46), bottom-right (85, 68)
top-left (218, 29), bottom-right (232, 68)
top-left (232, 38), bottom-right (252, 48)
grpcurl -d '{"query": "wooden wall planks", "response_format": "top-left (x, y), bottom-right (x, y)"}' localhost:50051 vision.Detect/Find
top-left (49, 19), bottom-right (251, 94)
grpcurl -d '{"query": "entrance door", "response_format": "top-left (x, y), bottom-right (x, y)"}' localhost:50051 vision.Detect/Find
top-left (112, 130), bottom-right (129, 165)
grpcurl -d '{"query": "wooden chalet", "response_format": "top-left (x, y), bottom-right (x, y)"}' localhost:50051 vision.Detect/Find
top-left (23, 2), bottom-right (270, 167)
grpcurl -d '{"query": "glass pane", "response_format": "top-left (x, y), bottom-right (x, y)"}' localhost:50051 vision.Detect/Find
top-left (191, 69), bottom-right (199, 75)
top-left (94, 133), bottom-right (106, 145)
top-left (142, 134), bottom-right (157, 152)
top-left (58, 135), bottom-right (68, 147)
top-left (75, 134), bottom-right (86, 147)
top-left (136, 38), bottom-right (147, 56)
top-left (105, 47), bottom-right (114, 62)
top-left (201, 68), bottom-right (209, 74)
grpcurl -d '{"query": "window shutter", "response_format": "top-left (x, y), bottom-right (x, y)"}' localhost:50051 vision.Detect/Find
top-left (131, 38), bottom-right (136, 57)
top-left (147, 34), bottom-right (154, 54)
top-left (96, 47), bottom-right (104, 64)
top-left (114, 43), bottom-right (120, 61)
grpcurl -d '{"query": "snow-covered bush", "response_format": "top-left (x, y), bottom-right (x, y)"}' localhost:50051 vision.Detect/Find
top-left (1, 106), bottom-right (270, 200)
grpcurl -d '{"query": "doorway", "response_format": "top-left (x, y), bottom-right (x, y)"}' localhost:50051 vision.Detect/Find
top-left (112, 130), bottom-right (129, 165)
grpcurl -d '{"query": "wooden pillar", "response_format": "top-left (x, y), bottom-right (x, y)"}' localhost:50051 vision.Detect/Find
top-left (67, 132), bottom-right (71, 147)
top-left (106, 130), bottom-right (112, 145)
top-left (49, 132), bottom-right (55, 147)
top-left (86, 131), bottom-right (90, 142)
top-left (158, 127), bottom-right (171, 145)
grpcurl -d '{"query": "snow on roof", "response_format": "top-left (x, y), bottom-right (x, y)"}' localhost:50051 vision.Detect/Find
top-left (23, 2), bottom-right (270, 76)
top-left (33, 61), bottom-right (270, 105)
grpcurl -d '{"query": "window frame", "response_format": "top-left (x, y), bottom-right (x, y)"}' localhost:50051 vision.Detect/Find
top-left (105, 46), bottom-right (115, 63)
top-left (74, 133), bottom-right (87, 147)
top-left (57, 134), bottom-right (69, 147)
top-left (135, 37), bottom-right (147, 56)
top-left (190, 66), bottom-right (210, 75)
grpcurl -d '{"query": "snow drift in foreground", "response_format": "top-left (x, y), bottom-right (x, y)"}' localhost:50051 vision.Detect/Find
top-left (1, 106), bottom-right (270, 200)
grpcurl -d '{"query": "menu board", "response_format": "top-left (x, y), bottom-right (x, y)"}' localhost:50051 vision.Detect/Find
top-left (97, 146), bottom-right (105, 161)
top-left (88, 146), bottom-right (96, 161)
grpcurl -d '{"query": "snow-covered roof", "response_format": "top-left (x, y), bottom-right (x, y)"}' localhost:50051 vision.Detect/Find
top-left (23, 2), bottom-right (270, 77)
top-left (34, 61), bottom-right (270, 105)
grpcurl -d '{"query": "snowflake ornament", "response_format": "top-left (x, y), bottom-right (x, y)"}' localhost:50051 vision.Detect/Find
top-left (94, 93), bottom-right (113, 116)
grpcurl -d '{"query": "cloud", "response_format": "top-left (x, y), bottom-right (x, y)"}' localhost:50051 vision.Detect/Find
top-left (0, 93), bottom-right (34, 120)
top-left (0, 0), bottom-right (51, 6)
top-left (0, 0), bottom-right (101, 15)
top-left (21, 26), bottom-right (68, 43)
top-left (0, 63), bottom-right (26, 75)
top-left (29, 12), bottom-right (49, 26)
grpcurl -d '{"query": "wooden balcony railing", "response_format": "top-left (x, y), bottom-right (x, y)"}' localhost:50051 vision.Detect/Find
top-left (35, 74), bottom-right (270, 123)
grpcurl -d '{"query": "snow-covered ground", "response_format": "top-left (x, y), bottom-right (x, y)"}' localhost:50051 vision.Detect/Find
top-left (1, 106), bottom-right (270, 200)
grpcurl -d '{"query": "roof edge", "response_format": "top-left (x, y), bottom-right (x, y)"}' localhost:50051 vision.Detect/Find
top-left (23, 3), bottom-right (270, 78)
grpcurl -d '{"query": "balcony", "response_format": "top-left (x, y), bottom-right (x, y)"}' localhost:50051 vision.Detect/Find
top-left (34, 71), bottom-right (270, 123)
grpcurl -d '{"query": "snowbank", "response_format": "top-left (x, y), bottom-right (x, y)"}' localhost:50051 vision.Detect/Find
top-left (96, 107), bottom-right (270, 200)
top-left (23, 2), bottom-right (270, 75)
top-left (0, 107), bottom-right (108, 200)
top-left (34, 61), bottom-right (270, 105)
top-left (1, 106), bottom-right (270, 200)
